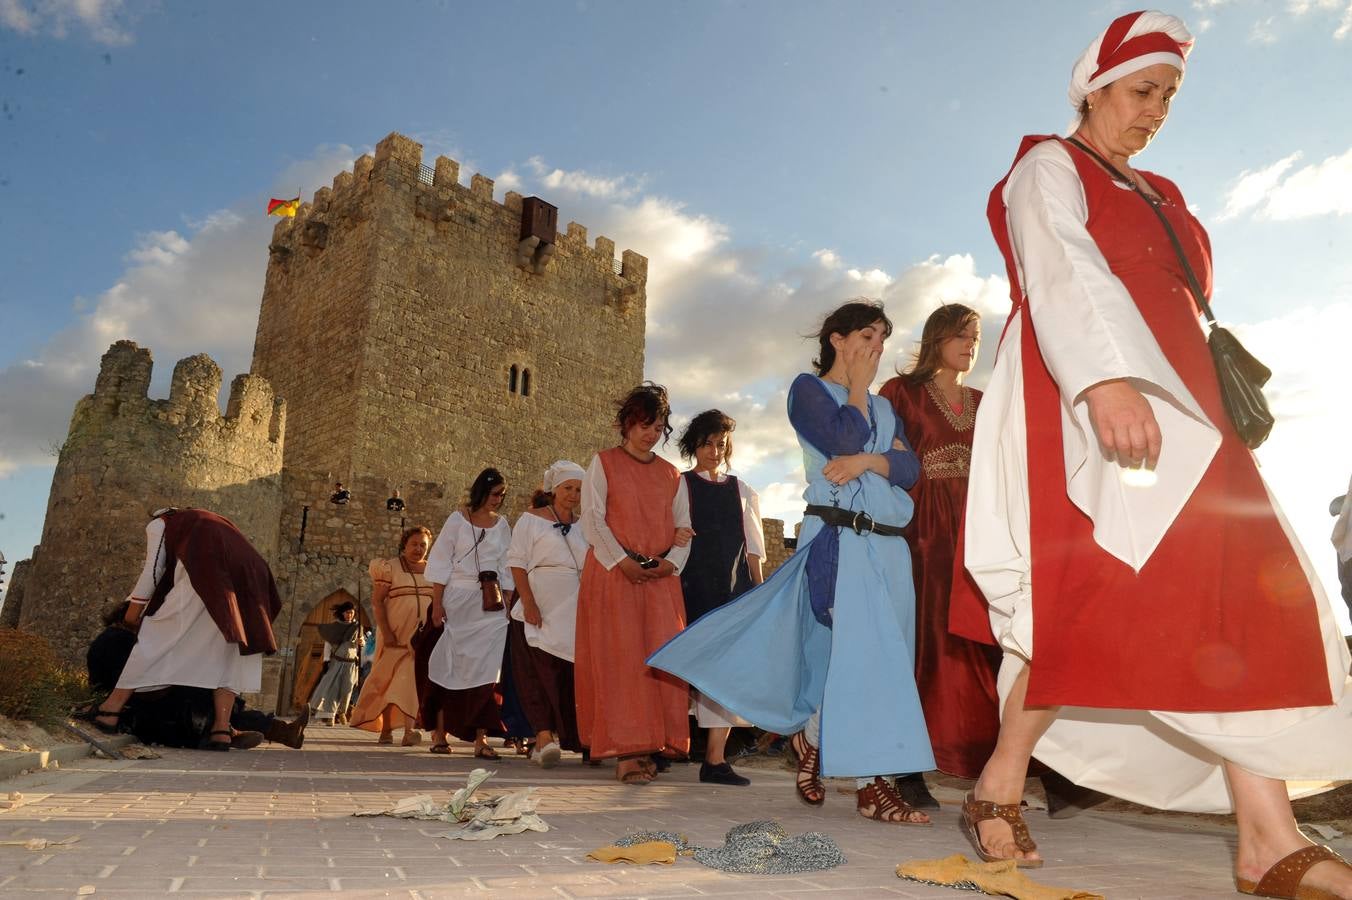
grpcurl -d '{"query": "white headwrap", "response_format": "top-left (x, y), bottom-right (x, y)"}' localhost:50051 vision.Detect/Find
top-left (1067, 10), bottom-right (1194, 133)
top-left (543, 460), bottom-right (585, 492)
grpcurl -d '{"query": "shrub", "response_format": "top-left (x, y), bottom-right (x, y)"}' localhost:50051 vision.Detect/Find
top-left (0, 628), bottom-right (92, 727)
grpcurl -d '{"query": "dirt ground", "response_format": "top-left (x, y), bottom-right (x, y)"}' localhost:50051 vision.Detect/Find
top-left (0, 713), bottom-right (77, 753)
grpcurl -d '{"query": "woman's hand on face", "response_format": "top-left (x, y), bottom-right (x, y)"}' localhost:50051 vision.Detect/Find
top-left (618, 556), bottom-right (650, 584)
top-left (821, 453), bottom-right (872, 485)
top-left (672, 527), bottom-right (694, 548)
top-left (843, 341), bottom-right (881, 390)
top-left (1084, 379), bottom-right (1161, 468)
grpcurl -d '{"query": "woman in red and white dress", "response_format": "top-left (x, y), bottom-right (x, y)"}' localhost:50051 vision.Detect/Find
top-left (959, 10), bottom-right (1352, 895)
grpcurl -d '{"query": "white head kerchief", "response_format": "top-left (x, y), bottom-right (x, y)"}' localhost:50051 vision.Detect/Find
top-left (1067, 10), bottom-right (1194, 133)
top-left (543, 460), bottom-right (585, 492)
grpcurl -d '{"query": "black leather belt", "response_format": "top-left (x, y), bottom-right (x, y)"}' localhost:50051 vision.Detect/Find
top-left (804, 504), bottom-right (907, 537)
top-left (623, 545), bottom-right (672, 570)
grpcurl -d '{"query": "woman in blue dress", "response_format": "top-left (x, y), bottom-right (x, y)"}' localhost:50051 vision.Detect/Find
top-left (649, 299), bottom-right (933, 825)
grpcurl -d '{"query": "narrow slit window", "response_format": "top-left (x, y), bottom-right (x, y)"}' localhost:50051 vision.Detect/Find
top-left (508, 365), bottom-right (519, 393)
top-left (521, 368), bottom-right (532, 397)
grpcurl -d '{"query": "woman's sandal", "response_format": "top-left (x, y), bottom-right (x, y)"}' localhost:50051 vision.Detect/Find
top-left (202, 730), bottom-right (232, 753)
top-left (960, 792), bottom-right (1043, 869)
top-left (616, 759), bottom-right (653, 786)
top-left (74, 705), bottom-right (125, 736)
top-left (856, 777), bottom-right (931, 826)
top-left (474, 745), bottom-right (501, 761)
top-left (1236, 844), bottom-right (1352, 899)
top-left (429, 743), bottom-right (451, 754)
top-left (377, 732), bottom-right (394, 745)
top-left (789, 731), bottom-right (825, 806)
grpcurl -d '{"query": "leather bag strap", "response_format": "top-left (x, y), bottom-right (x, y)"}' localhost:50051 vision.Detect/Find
top-left (1063, 137), bottom-right (1217, 328)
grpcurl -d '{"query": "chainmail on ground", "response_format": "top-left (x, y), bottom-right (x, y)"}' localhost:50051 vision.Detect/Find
top-left (613, 831), bottom-right (694, 853)
top-left (613, 820), bottom-right (844, 875)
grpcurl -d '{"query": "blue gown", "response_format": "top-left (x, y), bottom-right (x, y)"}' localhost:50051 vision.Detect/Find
top-left (649, 374), bottom-right (935, 777)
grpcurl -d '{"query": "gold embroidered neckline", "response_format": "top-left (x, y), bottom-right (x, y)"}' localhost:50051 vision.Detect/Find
top-left (924, 379), bottom-right (975, 432)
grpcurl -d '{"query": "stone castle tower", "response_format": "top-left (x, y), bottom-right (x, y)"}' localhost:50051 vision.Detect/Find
top-left (254, 132), bottom-right (647, 489)
top-left (9, 132), bottom-right (650, 707)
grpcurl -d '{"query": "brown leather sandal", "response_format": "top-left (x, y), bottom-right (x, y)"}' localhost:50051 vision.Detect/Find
top-left (789, 731), bottom-right (825, 806)
top-left (960, 792), bottom-right (1042, 868)
top-left (1236, 844), bottom-right (1352, 899)
top-left (856, 777), bottom-right (931, 826)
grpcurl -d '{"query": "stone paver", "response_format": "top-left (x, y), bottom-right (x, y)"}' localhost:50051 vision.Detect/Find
top-left (2, 726), bottom-right (1342, 898)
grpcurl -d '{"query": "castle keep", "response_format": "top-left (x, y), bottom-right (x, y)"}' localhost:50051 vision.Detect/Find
top-left (10, 132), bottom-right (651, 707)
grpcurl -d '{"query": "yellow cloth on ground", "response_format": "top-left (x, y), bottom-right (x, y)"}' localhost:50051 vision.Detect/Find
top-left (587, 841), bottom-right (677, 865)
top-left (897, 854), bottom-right (1103, 900)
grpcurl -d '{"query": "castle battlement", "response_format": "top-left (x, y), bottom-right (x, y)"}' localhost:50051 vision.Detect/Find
top-left (268, 132), bottom-right (647, 285)
top-left (77, 340), bottom-right (285, 455)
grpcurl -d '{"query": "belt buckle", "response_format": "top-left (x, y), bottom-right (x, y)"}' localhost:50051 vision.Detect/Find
top-left (851, 510), bottom-right (875, 535)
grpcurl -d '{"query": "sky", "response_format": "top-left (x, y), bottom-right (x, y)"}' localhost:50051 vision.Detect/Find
top-left (0, 0), bottom-right (1349, 632)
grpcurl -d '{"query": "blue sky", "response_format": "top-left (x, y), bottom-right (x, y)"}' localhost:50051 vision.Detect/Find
top-left (1, 0), bottom-right (1350, 629)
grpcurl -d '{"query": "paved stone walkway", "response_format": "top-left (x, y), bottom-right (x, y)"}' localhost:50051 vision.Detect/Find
top-left (0, 725), bottom-right (1335, 898)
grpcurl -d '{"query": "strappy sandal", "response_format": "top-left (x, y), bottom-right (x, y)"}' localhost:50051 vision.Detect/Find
top-left (377, 732), bottom-right (394, 745)
top-left (616, 759), bottom-right (652, 786)
top-left (960, 792), bottom-right (1043, 868)
top-left (429, 743), bottom-right (451, 754)
top-left (1236, 844), bottom-right (1352, 899)
top-left (856, 777), bottom-right (931, 826)
top-left (202, 730), bottom-right (232, 753)
top-left (74, 705), bottom-right (125, 736)
top-left (789, 731), bottom-right (825, 806)
top-left (474, 745), bottom-right (500, 760)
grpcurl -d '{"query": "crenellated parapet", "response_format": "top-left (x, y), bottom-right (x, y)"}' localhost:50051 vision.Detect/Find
top-left (69, 342), bottom-right (285, 464)
top-left (264, 131), bottom-right (648, 287)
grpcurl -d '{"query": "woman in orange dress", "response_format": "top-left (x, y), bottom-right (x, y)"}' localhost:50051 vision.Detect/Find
top-left (575, 383), bottom-right (693, 785)
top-left (349, 526), bottom-right (432, 745)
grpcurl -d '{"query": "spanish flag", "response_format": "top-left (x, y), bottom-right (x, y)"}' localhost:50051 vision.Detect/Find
top-left (267, 197), bottom-right (300, 218)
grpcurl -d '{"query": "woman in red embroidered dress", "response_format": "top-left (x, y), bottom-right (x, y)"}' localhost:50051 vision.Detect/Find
top-left (575, 383), bottom-right (693, 785)
top-left (880, 304), bottom-right (997, 791)
top-left (958, 11), bottom-right (1352, 894)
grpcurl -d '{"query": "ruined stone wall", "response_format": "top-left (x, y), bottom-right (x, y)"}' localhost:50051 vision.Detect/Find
top-left (17, 341), bottom-right (285, 659)
top-left (0, 556), bottom-right (31, 629)
top-left (253, 132), bottom-right (647, 510)
top-left (761, 518), bottom-right (791, 576)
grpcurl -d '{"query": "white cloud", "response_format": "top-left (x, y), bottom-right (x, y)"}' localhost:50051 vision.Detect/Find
top-left (1219, 148), bottom-right (1352, 221)
top-left (526, 157), bottom-right (643, 201)
top-left (1288, 0), bottom-right (1352, 38)
top-left (1249, 15), bottom-right (1280, 42)
top-left (0, 144), bottom-right (358, 476)
top-left (1243, 301), bottom-right (1352, 633)
top-left (0, 0), bottom-right (132, 44)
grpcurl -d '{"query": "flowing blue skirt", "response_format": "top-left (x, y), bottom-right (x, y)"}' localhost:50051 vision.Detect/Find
top-left (649, 521), bottom-right (934, 778)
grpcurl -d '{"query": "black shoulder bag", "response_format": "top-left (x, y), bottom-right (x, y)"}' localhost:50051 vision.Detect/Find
top-left (1065, 137), bottom-right (1275, 449)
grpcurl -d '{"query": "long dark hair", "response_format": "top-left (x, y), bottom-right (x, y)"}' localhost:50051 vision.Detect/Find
top-left (467, 467), bottom-right (506, 512)
top-left (902, 303), bottom-right (979, 385)
top-left (812, 299), bottom-right (893, 376)
top-left (614, 382), bottom-right (673, 443)
top-left (678, 409), bottom-right (736, 467)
